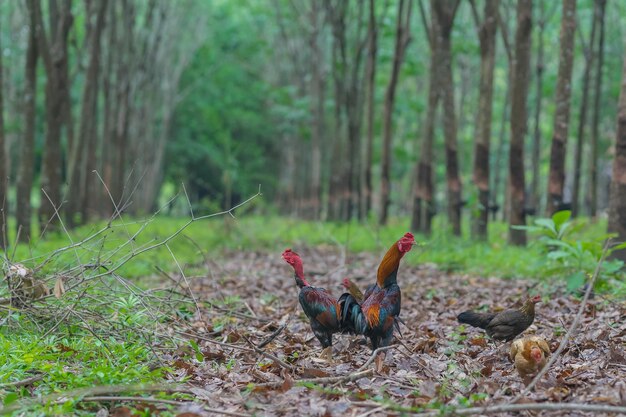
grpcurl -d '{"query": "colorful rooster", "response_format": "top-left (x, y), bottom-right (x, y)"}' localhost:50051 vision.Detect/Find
top-left (282, 249), bottom-right (340, 358)
top-left (339, 233), bottom-right (415, 350)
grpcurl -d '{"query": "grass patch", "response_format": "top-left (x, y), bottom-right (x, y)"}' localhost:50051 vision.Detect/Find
top-left (0, 320), bottom-right (167, 415)
top-left (1, 214), bottom-right (614, 281)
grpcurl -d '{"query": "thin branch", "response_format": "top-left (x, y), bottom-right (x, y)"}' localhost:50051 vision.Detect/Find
top-left (0, 374), bottom-right (43, 388)
top-left (0, 383), bottom-right (195, 414)
top-left (468, 0), bottom-right (481, 35)
top-left (254, 369), bottom-right (374, 389)
top-left (257, 324), bottom-right (287, 349)
top-left (176, 330), bottom-right (255, 353)
top-left (576, 16), bottom-right (589, 59)
top-left (241, 333), bottom-right (295, 371)
top-left (166, 243), bottom-right (200, 314)
top-left (510, 239), bottom-right (612, 401)
top-left (450, 0), bottom-right (461, 20)
top-left (417, 0), bottom-right (432, 49)
top-left (71, 189), bottom-right (262, 284)
top-left (412, 402), bottom-right (626, 416)
top-left (72, 396), bottom-right (186, 406)
top-left (356, 345), bottom-right (396, 372)
top-left (54, 396), bottom-right (250, 416)
top-left (181, 182), bottom-right (195, 220)
top-left (496, 8), bottom-right (512, 64)
top-left (305, 369), bottom-right (373, 385)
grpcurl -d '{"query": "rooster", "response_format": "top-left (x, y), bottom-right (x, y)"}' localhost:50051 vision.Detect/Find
top-left (339, 233), bottom-right (415, 350)
top-left (342, 277), bottom-right (404, 336)
top-left (282, 249), bottom-right (340, 358)
top-left (509, 336), bottom-right (550, 385)
top-left (457, 295), bottom-right (541, 341)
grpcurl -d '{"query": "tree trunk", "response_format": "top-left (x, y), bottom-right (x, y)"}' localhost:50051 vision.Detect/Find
top-left (34, 0), bottom-right (73, 233)
top-left (472, 0), bottom-right (498, 239)
top-left (100, 0), bottom-right (116, 218)
top-left (17, 0), bottom-right (39, 243)
top-left (491, 86), bottom-right (509, 221)
top-left (492, 2), bottom-right (513, 223)
top-left (0, 15), bottom-right (7, 250)
top-left (433, 0), bottom-right (462, 235)
top-left (412, 1), bottom-right (440, 234)
top-left (546, 0), bottom-right (576, 216)
top-left (346, 1), bottom-right (366, 221)
top-left (309, 1), bottom-right (324, 221)
top-left (326, 1), bottom-right (347, 221)
top-left (363, 0), bottom-right (378, 219)
top-left (607, 55), bottom-right (626, 263)
top-left (82, 0), bottom-right (108, 223)
top-left (588, 0), bottom-right (606, 218)
top-left (571, 2), bottom-right (597, 217)
top-left (508, 0), bottom-right (532, 246)
top-left (529, 0), bottom-right (546, 216)
top-left (111, 0), bottom-right (134, 214)
top-left (380, 0), bottom-right (411, 225)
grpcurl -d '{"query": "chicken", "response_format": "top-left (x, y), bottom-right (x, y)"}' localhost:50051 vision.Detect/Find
top-left (457, 295), bottom-right (541, 341)
top-left (282, 249), bottom-right (340, 358)
top-left (342, 278), bottom-right (369, 302)
top-left (339, 232), bottom-right (415, 350)
top-left (509, 336), bottom-right (551, 385)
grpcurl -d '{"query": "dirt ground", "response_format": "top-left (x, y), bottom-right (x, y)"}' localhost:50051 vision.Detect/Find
top-left (169, 246), bottom-right (626, 416)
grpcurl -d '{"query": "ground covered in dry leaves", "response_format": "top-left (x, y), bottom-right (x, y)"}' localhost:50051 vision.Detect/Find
top-left (169, 247), bottom-right (626, 416)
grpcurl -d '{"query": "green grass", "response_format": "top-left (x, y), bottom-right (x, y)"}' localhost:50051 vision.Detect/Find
top-left (0, 321), bottom-right (167, 415)
top-left (0, 214), bottom-right (613, 281)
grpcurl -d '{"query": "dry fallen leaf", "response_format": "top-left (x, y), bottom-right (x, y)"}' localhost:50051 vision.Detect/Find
top-left (53, 277), bottom-right (65, 299)
top-left (167, 248), bottom-right (626, 416)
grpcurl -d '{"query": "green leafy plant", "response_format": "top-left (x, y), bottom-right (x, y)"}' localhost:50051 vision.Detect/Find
top-left (515, 210), bottom-right (626, 292)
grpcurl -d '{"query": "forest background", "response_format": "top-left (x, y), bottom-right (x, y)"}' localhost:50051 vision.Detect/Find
top-left (2, 0), bottom-right (626, 414)
top-left (0, 0), bottom-right (625, 247)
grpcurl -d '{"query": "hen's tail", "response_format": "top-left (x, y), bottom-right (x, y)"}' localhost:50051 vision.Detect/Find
top-left (338, 293), bottom-right (368, 335)
top-left (457, 310), bottom-right (497, 329)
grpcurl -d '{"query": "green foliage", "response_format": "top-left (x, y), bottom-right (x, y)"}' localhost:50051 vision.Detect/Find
top-left (514, 211), bottom-right (625, 293)
top-left (166, 1), bottom-right (279, 211)
top-left (0, 328), bottom-right (165, 415)
top-left (5, 212), bottom-right (621, 293)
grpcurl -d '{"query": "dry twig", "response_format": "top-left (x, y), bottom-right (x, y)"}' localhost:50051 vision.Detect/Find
top-left (356, 345), bottom-right (396, 372)
top-left (257, 323), bottom-right (287, 348)
top-left (0, 374), bottom-right (43, 388)
top-left (412, 402), bottom-right (626, 416)
top-left (70, 396), bottom-right (250, 417)
top-left (510, 239), bottom-right (612, 402)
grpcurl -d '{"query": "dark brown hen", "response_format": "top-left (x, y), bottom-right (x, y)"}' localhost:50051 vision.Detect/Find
top-left (457, 295), bottom-right (541, 341)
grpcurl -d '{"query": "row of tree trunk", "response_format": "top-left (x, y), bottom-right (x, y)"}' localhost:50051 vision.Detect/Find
top-left (275, 0), bottom-right (614, 248)
top-left (0, 0), bottom-right (206, 246)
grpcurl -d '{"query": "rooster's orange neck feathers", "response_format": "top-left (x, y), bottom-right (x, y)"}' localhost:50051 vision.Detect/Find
top-left (376, 243), bottom-right (403, 287)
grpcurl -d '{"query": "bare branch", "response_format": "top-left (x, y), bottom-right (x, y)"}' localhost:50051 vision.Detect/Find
top-left (496, 7), bottom-right (512, 63)
top-left (510, 239), bottom-right (612, 401)
top-left (468, 0), bottom-right (481, 35)
top-left (417, 0), bottom-right (433, 49)
top-left (411, 402), bottom-right (626, 416)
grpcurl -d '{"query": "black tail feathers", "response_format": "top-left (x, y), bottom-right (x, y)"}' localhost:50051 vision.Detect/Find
top-left (457, 310), bottom-right (496, 329)
top-left (338, 293), bottom-right (368, 335)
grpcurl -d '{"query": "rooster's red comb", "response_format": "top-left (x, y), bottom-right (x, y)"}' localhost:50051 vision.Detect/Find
top-left (397, 232), bottom-right (416, 253)
top-left (282, 248), bottom-right (301, 263)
